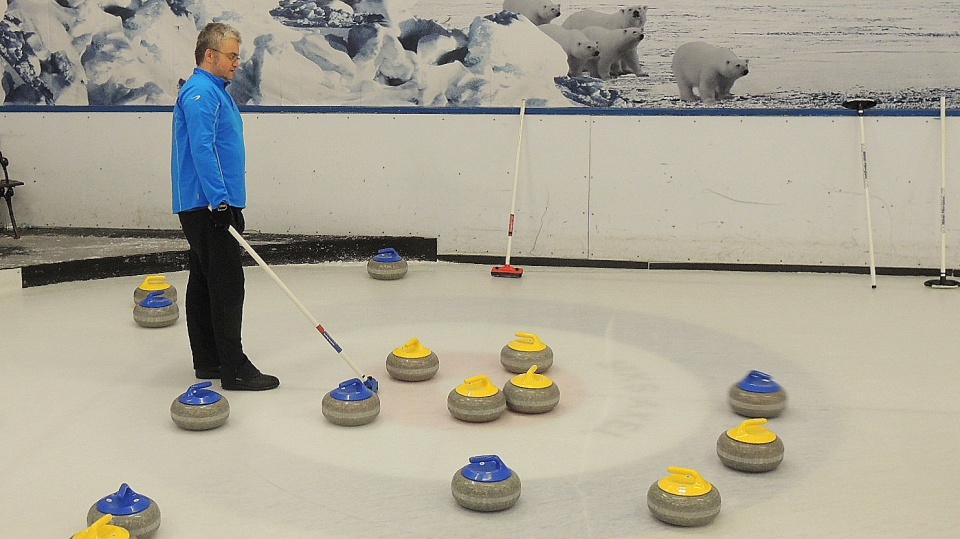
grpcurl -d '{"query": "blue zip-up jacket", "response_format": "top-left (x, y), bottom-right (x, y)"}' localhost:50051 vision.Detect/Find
top-left (171, 68), bottom-right (246, 213)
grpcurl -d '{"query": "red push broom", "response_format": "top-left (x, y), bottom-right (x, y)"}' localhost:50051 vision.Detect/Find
top-left (492, 99), bottom-right (527, 278)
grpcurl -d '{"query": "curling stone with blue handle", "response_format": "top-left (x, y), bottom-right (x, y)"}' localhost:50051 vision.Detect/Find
top-left (133, 275), bottom-right (177, 305)
top-left (386, 337), bottom-right (439, 381)
top-left (717, 418), bottom-right (784, 472)
top-left (367, 248), bottom-right (408, 280)
top-left (647, 467), bottom-right (721, 527)
top-left (447, 375), bottom-right (506, 423)
top-left (133, 291), bottom-right (179, 328)
top-left (86, 483), bottom-right (160, 539)
top-left (451, 454), bottom-right (521, 511)
top-left (500, 332), bottom-right (553, 374)
top-left (71, 515), bottom-right (130, 539)
top-left (729, 370), bottom-right (787, 418)
top-left (503, 365), bottom-right (560, 414)
top-left (322, 378), bottom-right (381, 426)
top-left (170, 381), bottom-right (230, 431)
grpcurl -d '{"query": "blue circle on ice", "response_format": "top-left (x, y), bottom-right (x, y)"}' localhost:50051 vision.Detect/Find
top-left (737, 370), bottom-right (782, 393)
top-left (460, 455), bottom-right (513, 482)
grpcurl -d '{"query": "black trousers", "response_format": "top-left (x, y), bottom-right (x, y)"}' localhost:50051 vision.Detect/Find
top-left (178, 209), bottom-right (256, 380)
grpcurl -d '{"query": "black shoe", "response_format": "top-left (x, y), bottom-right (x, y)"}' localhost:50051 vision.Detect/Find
top-left (195, 367), bottom-right (221, 379)
top-left (221, 373), bottom-right (280, 391)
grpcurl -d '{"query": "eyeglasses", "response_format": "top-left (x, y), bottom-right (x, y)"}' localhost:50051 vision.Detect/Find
top-left (210, 49), bottom-right (240, 63)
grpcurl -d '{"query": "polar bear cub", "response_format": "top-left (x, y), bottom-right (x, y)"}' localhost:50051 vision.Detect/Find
top-left (562, 5), bottom-right (647, 31)
top-left (671, 41), bottom-right (749, 104)
top-left (503, 0), bottom-right (561, 25)
top-left (539, 24), bottom-right (601, 77)
top-left (581, 26), bottom-right (645, 80)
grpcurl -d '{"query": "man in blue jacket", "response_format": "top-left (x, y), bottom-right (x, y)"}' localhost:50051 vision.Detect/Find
top-left (171, 22), bottom-right (279, 391)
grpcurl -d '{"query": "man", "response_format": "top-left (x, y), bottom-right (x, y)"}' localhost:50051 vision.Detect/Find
top-left (171, 22), bottom-right (279, 391)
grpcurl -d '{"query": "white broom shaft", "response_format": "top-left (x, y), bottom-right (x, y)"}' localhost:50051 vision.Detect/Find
top-left (227, 225), bottom-right (365, 379)
top-left (939, 96), bottom-right (948, 275)
top-left (503, 100), bottom-right (526, 265)
top-left (858, 111), bottom-right (878, 287)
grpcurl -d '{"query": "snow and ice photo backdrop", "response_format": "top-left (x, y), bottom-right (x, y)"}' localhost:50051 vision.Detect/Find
top-left (1, 0), bottom-right (957, 108)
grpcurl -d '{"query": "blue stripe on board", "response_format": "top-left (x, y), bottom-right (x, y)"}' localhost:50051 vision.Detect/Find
top-left (0, 104), bottom-right (947, 117)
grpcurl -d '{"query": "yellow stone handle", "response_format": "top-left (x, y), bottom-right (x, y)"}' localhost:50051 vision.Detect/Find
top-left (139, 274), bottom-right (170, 290)
top-left (727, 417), bottom-right (777, 444)
top-left (509, 331), bottom-right (547, 352)
top-left (456, 374), bottom-right (499, 397)
top-left (392, 337), bottom-right (432, 358)
top-left (658, 467), bottom-right (713, 496)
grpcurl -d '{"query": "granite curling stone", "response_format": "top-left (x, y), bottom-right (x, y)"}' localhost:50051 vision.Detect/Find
top-left (717, 418), bottom-right (784, 472)
top-left (729, 370), bottom-right (787, 418)
top-left (72, 515), bottom-right (130, 539)
top-left (447, 375), bottom-right (507, 423)
top-left (386, 337), bottom-right (439, 381)
top-left (133, 291), bottom-right (179, 328)
top-left (322, 378), bottom-right (381, 426)
top-left (170, 381), bottom-right (230, 431)
top-left (451, 454), bottom-right (521, 512)
top-left (366, 247), bottom-right (408, 280)
top-left (86, 483), bottom-right (160, 539)
top-left (647, 467), bottom-right (721, 527)
top-left (500, 331), bottom-right (553, 374)
top-left (503, 365), bottom-right (560, 414)
top-left (133, 275), bottom-right (177, 305)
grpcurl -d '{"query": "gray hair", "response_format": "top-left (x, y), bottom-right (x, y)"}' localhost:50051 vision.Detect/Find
top-left (194, 22), bottom-right (241, 66)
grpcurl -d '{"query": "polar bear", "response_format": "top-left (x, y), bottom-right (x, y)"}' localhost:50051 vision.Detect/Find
top-left (581, 26), bottom-right (645, 80)
top-left (503, 0), bottom-right (561, 26)
top-left (671, 41), bottom-right (749, 104)
top-left (539, 24), bottom-right (601, 77)
top-left (562, 5), bottom-right (647, 31)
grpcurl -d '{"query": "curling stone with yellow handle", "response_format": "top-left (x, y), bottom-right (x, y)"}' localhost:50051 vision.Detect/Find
top-left (647, 467), bottom-right (721, 527)
top-left (447, 375), bottom-right (506, 422)
top-left (71, 515), bottom-right (129, 539)
top-left (717, 418), bottom-right (784, 472)
top-left (133, 275), bottom-right (176, 305)
top-left (729, 370), bottom-right (787, 418)
top-left (451, 454), bottom-right (521, 512)
top-left (502, 365), bottom-right (560, 414)
top-left (386, 338), bottom-right (439, 381)
top-left (500, 332), bottom-right (553, 374)
top-left (86, 483), bottom-right (160, 539)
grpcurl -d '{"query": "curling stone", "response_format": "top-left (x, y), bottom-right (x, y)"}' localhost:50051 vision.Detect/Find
top-left (728, 370), bottom-right (787, 418)
top-left (133, 291), bottom-right (179, 328)
top-left (170, 381), bottom-right (230, 431)
top-left (447, 375), bottom-right (507, 423)
top-left (451, 454), bottom-right (521, 512)
top-left (386, 338), bottom-right (439, 381)
top-left (72, 515), bottom-right (130, 539)
top-left (133, 275), bottom-right (177, 305)
top-left (322, 378), bottom-right (380, 426)
top-left (717, 418), bottom-right (784, 472)
top-left (366, 247), bottom-right (408, 280)
top-left (503, 365), bottom-right (560, 414)
top-left (87, 483), bottom-right (160, 539)
top-left (647, 467), bottom-right (721, 527)
top-left (500, 332), bottom-right (553, 374)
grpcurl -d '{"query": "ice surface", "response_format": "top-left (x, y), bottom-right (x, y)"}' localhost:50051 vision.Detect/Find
top-left (3, 262), bottom-right (960, 537)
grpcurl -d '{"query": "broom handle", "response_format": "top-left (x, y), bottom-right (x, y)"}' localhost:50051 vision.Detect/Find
top-left (227, 225), bottom-right (366, 380)
top-left (504, 99), bottom-right (527, 266)
top-left (939, 96), bottom-right (948, 276)
top-left (858, 110), bottom-right (877, 288)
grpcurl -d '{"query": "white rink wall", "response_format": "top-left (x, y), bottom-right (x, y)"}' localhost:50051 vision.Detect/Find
top-left (0, 109), bottom-right (956, 269)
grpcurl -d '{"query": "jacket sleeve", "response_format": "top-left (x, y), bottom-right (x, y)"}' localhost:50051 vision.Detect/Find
top-left (179, 85), bottom-right (229, 207)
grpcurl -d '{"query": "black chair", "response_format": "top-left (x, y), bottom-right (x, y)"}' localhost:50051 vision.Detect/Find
top-left (0, 150), bottom-right (25, 239)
